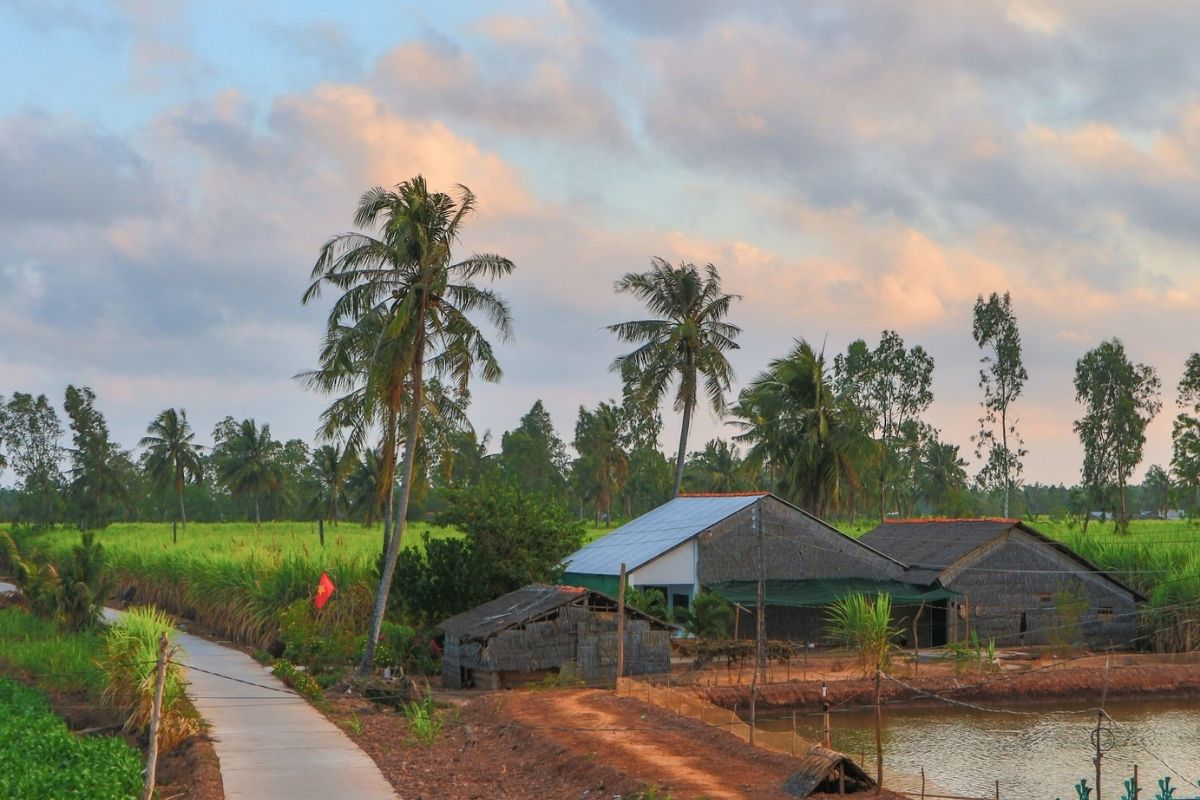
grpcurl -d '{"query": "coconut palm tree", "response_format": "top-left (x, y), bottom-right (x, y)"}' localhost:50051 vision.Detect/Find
top-left (310, 443), bottom-right (353, 524)
top-left (214, 418), bottom-right (283, 527)
top-left (139, 409), bottom-right (204, 527)
top-left (609, 259), bottom-right (741, 497)
top-left (733, 340), bottom-right (872, 518)
top-left (302, 175), bottom-right (515, 673)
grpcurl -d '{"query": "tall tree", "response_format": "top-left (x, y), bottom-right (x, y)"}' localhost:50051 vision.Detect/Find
top-left (303, 175), bottom-right (515, 674)
top-left (213, 418), bottom-right (283, 527)
top-left (608, 258), bottom-right (741, 497)
top-left (917, 435), bottom-right (969, 516)
top-left (499, 400), bottom-right (568, 498)
top-left (735, 340), bottom-right (872, 518)
top-left (139, 409), bottom-right (204, 527)
top-left (573, 401), bottom-right (630, 525)
top-left (972, 292), bottom-right (1028, 517)
top-left (63, 386), bottom-right (131, 528)
top-left (0, 393), bottom-right (65, 525)
top-left (1073, 339), bottom-right (1161, 533)
top-left (834, 330), bottom-right (935, 517)
top-left (1171, 353), bottom-right (1200, 509)
top-left (1142, 464), bottom-right (1172, 518)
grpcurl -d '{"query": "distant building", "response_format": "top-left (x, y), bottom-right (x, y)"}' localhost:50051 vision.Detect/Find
top-left (860, 519), bottom-right (1144, 648)
top-left (439, 584), bottom-right (674, 690)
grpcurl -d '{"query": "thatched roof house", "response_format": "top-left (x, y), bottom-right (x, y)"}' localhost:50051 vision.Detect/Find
top-left (439, 584), bottom-right (674, 689)
top-left (563, 493), bottom-right (953, 643)
top-left (861, 519), bottom-right (1144, 648)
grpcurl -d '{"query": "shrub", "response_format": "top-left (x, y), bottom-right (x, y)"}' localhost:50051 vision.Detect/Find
top-left (825, 592), bottom-right (901, 676)
top-left (674, 593), bottom-right (733, 638)
top-left (100, 606), bottom-right (197, 751)
top-left (278, 596), bottom-right (363, 677)
top-left (272, 658), bottom-right (324, 701)
top-left (57, 531), bottom-right (116, 631)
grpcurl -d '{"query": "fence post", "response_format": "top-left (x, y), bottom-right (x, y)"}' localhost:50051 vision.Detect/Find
top-left (822, 679), bottom-right (831, 748)
top-left (140, 632), bottom-right (170, 800)
top-left (920, 767), bottom-right (925, 799)
top-left (318, 518), bottom-right (324, 548)
top-left (791, 709), bottom-right (797, 756)
top-left (995, 779), bottom-right (1000, 800)
top-left (172, 520), bottom-right (177, 545)
top-left (874, 668), bottom-right (883, 795)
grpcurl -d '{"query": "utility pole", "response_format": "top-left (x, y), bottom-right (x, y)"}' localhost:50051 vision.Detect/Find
top-left (750, 502), bottom-right (765, 744)
top-left (616, 563), bottom-right (627, 689)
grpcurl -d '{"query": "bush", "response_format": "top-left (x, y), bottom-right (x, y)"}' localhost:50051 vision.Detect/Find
top-left (278, 597), bottom-right (362, 677)
top-left (100, 606), bottom-right (197, 751)
top-left (0, 678), bottom-right (141, 800)
top-left (674, 593), bottom-right (732, 638)
top-left (375, 621), bottom-right (442, 677)
top-left (271, 658), bottom-right (324, 701)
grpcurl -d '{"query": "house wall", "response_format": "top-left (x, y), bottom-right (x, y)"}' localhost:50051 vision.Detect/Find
top-left (631, 540), bottom-right (696, 588)
top-left (440, 604), bottom-right (672, 689)
top-left (942, 531), bottom-right (1138, 648)
top-left (697, 497), bottom-right (906, 584)
top-left (734, 602), bottom-right (940, 646)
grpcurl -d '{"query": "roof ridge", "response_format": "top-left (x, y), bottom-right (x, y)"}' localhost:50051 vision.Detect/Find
top-left (677, 491), bottom-right (770, 497)
top-left (882, 517), bottom-right (1019, 524)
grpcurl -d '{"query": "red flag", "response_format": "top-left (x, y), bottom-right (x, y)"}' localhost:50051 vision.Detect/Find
top-left (314, 571), bottom-right (335, 610)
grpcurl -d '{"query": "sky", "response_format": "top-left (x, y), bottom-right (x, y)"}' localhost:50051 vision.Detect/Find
top-left (2, 0), bottom-right (1200, 486)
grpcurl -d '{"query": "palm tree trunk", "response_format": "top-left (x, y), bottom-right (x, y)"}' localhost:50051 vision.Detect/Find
top-left (176, 467), bottom-right (187, 528)
top-left (672, 400), bottom-right (694, 497)
top-left (360, 342), bottom-right (425, 675)
top-left (254, 495), bottom-right (261, 528)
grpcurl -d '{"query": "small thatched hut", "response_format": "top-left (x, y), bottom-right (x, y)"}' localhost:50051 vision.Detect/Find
top-left (783, 744), bottom-right (874, 796)
top-left (439, 584), bottom-right (674, 690)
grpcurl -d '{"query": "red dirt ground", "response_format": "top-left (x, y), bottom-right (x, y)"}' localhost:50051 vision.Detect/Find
top-left (330, 688), bottom-right (906, 800)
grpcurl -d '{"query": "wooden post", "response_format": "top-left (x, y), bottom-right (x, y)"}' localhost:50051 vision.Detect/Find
top-left (172, 520), bottom-right (177, 545)
top-left (750, 502), bottom-right (764, 745)
top-left (874, 668), bottom-right (883, 795)
top-left (822, 678), bottom-right (831, 748)
top-left (140, 632), bottom-right (170, 800)
top-left (1094, 709), bottom-right (1103, 800)
top-left (912, 602), bottom-right (925, 676)
top-left (1133, 764), bottom-right (1138, 799)
top-left (755, 502), bottom-right (766, 685)
top-left (995, 779), bottom-right (1000, 799)
top-left (616, 563), bottom-right (627, 688)
top-left (791, 709), bottom-right (797, 755)
top-left (319, 518), bottom-right (325, 548)
top-left (920, 767), bottom-right (926, 799)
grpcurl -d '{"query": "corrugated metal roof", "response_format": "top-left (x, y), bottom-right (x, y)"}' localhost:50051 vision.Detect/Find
top-left (563, 494), bottom-right (764, 576)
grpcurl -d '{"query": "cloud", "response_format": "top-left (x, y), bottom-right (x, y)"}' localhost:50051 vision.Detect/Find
top-left (369, 27), bottom-right (629, 147)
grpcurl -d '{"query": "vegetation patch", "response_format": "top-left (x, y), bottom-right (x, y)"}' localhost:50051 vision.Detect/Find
top-left (0, 678), bottom-right (141, 800)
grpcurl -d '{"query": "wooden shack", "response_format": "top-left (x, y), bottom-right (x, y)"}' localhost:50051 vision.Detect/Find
top-left (439, 584), bottom-right (674, 690)
top-left (861, 519), bottom-right (1145, 648)
top-left (783, 744), bottom-right (874, 796)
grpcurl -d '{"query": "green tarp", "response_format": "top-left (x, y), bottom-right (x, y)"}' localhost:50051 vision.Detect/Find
top-left (561, 572), bottom-right (622, 597)
top-left (708, 578), bottom-right (959, 608)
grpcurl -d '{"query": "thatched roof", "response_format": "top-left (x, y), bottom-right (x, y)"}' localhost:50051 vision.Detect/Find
top-left (861, 518), bottom-right (1145, 601)
top-left (438, 583), bottom-right (676, 642)
top-left (783, 744), bottom-right (874, 797)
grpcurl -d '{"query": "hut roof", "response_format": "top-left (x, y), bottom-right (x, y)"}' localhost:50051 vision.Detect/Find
top-left (860, 518), bottom-right (1145, 600)
top-left (438, 583), bottom-right (676, 641)
top-left (439, 584), bottom-right (587, 640)
top-left (783, 743), bottom-right (874, 797)
top-left (564, 493), bottom-right (766, 576)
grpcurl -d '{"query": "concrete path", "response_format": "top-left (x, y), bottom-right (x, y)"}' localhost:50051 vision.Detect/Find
top-left (2, 582), bottom-right (397, 800)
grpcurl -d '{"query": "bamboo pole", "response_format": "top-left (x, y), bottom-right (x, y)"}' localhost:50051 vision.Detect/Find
top-left (874, 668), bottom-right (883, 796)
top-left (140, 633), bottom-right (170, 800)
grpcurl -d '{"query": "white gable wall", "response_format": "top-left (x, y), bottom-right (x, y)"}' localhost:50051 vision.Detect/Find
top-left (629, 540), bottom-right (697, 590)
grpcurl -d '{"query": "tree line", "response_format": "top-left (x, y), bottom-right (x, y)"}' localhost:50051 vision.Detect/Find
top-left (3, 178), bottom-right (1199, 544)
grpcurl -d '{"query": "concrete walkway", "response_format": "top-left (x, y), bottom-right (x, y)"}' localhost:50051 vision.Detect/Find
top-left (1, 582), bottom-right (397, 800)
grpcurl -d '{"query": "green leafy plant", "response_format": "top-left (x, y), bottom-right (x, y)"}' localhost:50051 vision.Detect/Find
top-left (0, 678), bottom-right (141, 800)
top-left (57, 531), bottom-right (116, 631)
top-left (825, 592), bottom-right (901, 676)
top-left (625, 586), bottom-right (668, 620)
top-left (272, 657), bottom-right (324, 701)
top-left (100, 605), bottom-right (197, 751)
top-left (674, 592), bottom-right (733, 639)
top-left (403, 688), bottom-right (444, 746)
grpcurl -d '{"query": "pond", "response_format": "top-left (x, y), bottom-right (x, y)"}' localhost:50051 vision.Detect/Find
top-left (756, 697), bottom-right (1200, 798)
